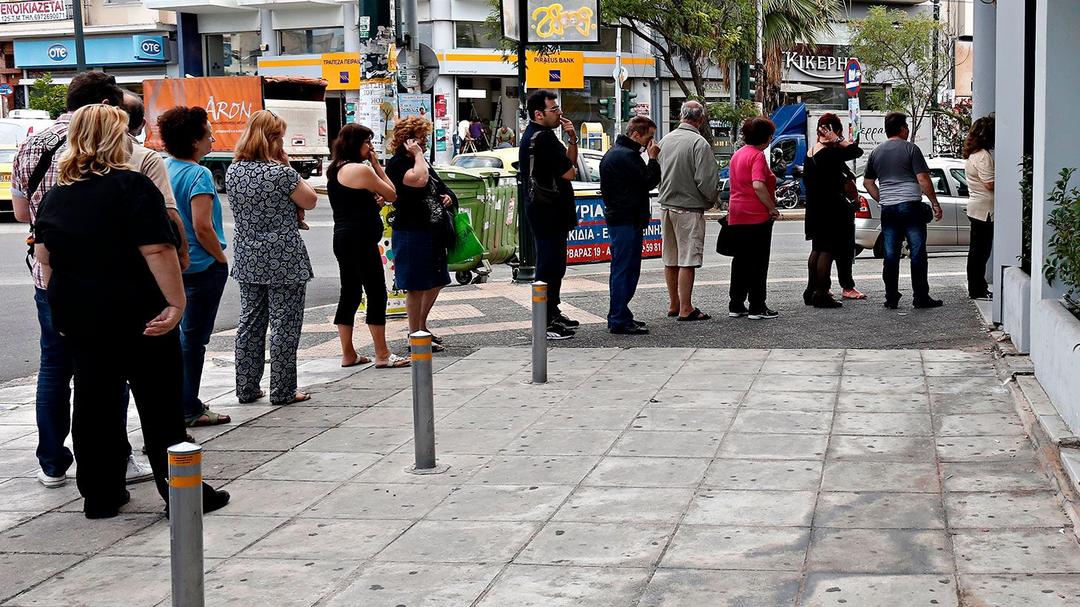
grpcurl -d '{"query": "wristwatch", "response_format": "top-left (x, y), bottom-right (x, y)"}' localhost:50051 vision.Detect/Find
top-left (567, 139), bottom-right (578, 146)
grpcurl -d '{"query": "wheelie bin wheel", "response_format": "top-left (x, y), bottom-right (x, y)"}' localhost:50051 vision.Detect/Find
top-left (456, 270), bottom-right (473, 285)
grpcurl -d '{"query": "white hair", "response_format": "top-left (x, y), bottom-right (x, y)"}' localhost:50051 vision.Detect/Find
top-left (680, 102), bottom-right (705, 123)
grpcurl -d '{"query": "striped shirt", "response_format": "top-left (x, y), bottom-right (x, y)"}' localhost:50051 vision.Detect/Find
top-left (11, 113), bottom-right (71, 290)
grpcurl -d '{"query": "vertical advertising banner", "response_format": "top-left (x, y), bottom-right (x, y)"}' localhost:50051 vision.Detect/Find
top-left (397, 93), bottom-right (435, 151)
top-left (143, 77), bottom-right (263, 153)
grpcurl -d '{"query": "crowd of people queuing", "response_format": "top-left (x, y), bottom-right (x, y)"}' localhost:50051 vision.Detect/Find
top-left (7, 73), bottom-right (994, 519)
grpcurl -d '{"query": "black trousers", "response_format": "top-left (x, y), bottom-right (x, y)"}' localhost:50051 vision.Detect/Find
top-left (729, 221), bottom-right (775, 313)
top-left (967, 216), bottom-right (993, 297)
top-left (66, 328), bottom-right (188, 512)
top-left (535, 232), bottom-right (568, 324)
top-left (333, 230), bottom-right (388, 326)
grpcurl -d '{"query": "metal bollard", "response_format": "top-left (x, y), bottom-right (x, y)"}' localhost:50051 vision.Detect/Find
top-left (406, 331), bottom-right (449, 475)
top-left (168, 442), bottom-right (204, 607)
top-left (531, 281), bottom-right (548, 384)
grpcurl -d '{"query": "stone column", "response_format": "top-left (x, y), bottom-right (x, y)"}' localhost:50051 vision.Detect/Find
top-left (260, 9), bottom-right (278, 57)
top-left (972, 0), bottom-right (996, 119)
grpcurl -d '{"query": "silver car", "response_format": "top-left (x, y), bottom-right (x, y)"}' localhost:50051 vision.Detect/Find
top-left (854, 157), bottom-right (971, 257)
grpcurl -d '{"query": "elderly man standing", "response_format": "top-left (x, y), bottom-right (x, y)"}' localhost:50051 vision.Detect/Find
top-left (658, 101), bottom-right (718, 321)
top-left (600, 116), bottom-right (661, 334)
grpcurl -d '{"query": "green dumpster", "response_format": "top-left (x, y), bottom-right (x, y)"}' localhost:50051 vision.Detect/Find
top-left (435, 166), bottom-right (520, 284)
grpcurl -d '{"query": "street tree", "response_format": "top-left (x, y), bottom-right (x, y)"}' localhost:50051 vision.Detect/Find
top-left (761, 0), bottom-right (844, 112)
top-left (848, 5), bottom-right (957, 143)
top-left (29, 73), bottom-right (67, 119)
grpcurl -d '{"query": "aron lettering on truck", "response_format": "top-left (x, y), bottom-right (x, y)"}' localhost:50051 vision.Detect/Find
top-left (143, 77), bottom-right (263, 153)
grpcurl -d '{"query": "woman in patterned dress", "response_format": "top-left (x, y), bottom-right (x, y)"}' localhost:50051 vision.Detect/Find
top-left (225, 110), bottom-right (319, 405)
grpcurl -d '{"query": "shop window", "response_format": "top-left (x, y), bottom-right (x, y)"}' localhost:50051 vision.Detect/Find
top-left (279, 28), bottom-right (345, 55)
top-left (455, 22), bottom-right (498, 49)
top-left (205, 33), bottom-right (261, 77)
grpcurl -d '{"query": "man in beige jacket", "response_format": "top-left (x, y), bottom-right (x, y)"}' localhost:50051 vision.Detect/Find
top-left (657, 101), bottom-right (718, 321)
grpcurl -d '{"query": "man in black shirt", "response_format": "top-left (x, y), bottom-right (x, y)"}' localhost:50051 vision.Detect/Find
top-left (600, 116), bottom-right (661, 335)
top-left (520, 90), bottom-right (579, 340)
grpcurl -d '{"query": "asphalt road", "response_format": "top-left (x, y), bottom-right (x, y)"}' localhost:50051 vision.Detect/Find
top-left (0, 196), bottom-right (984, 384)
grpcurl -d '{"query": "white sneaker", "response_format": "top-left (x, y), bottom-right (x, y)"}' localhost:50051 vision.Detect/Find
top-left (37, 470), bottom-right (67, 488)
top-left (125, 456), bottom-right (154, 484)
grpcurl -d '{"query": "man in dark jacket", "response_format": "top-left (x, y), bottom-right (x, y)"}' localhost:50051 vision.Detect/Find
top-left (600, 116), bottom-right (661, 334)
top-left (520, 89), bottom-right (580, 340)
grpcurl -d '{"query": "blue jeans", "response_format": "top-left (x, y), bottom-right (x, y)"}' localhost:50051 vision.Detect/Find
top-left (880, 201), bottom-right (930, 303)
top-left (607, 224), bottom-right (643, 329)
top-left (35, 288), bottom-right (130, 476)
top-left (180, 262), bottom-right (229, 422)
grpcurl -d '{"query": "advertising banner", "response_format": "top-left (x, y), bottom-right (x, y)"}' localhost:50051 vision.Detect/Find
top-left (566, 194), bottom-right (663, 265)
top-left (0, 0), bottom-right (68, 24)
top-left (143, 77), bottom-right (263, 153)
top-left (397, 93), bottom-right (435, 151)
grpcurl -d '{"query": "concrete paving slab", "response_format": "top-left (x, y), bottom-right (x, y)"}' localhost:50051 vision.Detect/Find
top-left (760, 360), bottom-right (844, 376)
top-left (929, 391), bottom-right (1015, 415)
top-left (936, 435), bottom-right (1035, 462)
top-left (104, 514), bottom-right (284, 559)
top-left (609, 430), bottom-right (723, 458)
top-left (800, 573), bottom-right (958, 607)
top-left (0, 512), bottom-right (156, 554)
top-left (638, 569), bottom-right (801, 607)
top-left (373, 387), bottom-right (483, 408)
top-left (201, 426), bottom-right (324, 452)
top-left (552, 388), bottom-right (657, 408)
top-left (835, 392), bottom-right (930, 413)
top-left (611, 347), bottom-right (696, 361)
top-left (440, 358), bottom-right (528, 374)
top-left (0, 450), bottom-right (38, 479)
top-left (729, 409), bottom-right (833, 434)
top-left (842, 360), bottom-right (925, 376)
top-left (661, 524), bottom-right (810, 570)
top-left (958, 574), bottom-right (1080, 606)
top-left (4, 555), bottom-right (174, 607)
top-left (941, 459), bottom-right (1053, 492)
top-left (458, 388), bottom-right (570, 409)
top-left (0, 511), bottom-right (34, 533)
top-left (201, 450), bottom-right (281, 481)
top-left (553, 486), bottom-right (693, 523)
top-left (323, 561), bottom-right (503, 607)
top-left (717, 433), bottom-right (828, 460)
top-left (199, 557), bottom-right (359, 606)
top-left (936, 413), bottom-right (1026, 437)
top-left (516, 520), bottom-right (672, 567)
top-left (245, 406), bottom-right (360, 428)
top-left (684, 489), bottom-right (816, 527)
top-left (581, 456), bottom-right (709, 488)
top-left (0, 553), bottom-right (82, 604)
top-left (814, 492), bottom-right (946, 529)
top-left (240, 451), bottom-right (380, 482)
top-left (598, 359), bottom-right (689, 375)
top-left (844, 349), bottom-right (923, 362)
top-left (351, 453), bottom-right (490, 485)
top-left (923, 361), bottom-right (998, 377)
top-left (921, 350), bottom-right (990, 362)
top-left (0, 479), bottom-right (80, 512)
top-left (503, 429), bottom-right (622, 456)
top-left (377, 520), bottom-right (538, 562)
top-left (945, 491), bottom-right (1071, 529)
top-left (826, 435), bottom-right (938, 463)
top-left (666, 373), bottom-right (756, 392)
top-left (647, 388), bottom-right (744, 408)
top-left (476, 564), bottom-right (650, 607)
top-left (439, 405), bottom-right (547, 430)
top-left (840, 375), bottom-right (927, 394)
top-left (468, 455), bottom-right (602, 486)
top-left (630, 407), bottom-right (735, 432)
top-left (740, 390), bottom-right (837, 411)
top-left (531, 406), bottom-right (639, 430)
top-left (216, 479), bottom-right (337, 518)
top-left (821, 461), bottom-right (940, 493)
top-left (807, 528), bottom-right (953, 573)
top-left (339, 405), bottom-right (419, 427)
top-left (831, 411), bottom-right (933, 436)
top-left (703, 459), bottom-right (823, 491)
top-left (953, 529), bottom-right (1080, 574)
top-left (587, 373), bottom-right (673, 392)
top-left (302, 482), bottom-right (456, 520)
top-left (426, 484), bottom-right (573, 522)
top-left (241, 517), bottom-right (410, 560)
top-left (768, 349), bottom-right (846, 361)
top-left (295, 427), bottom-right (411, 454)
top-left (926, 376), bottom-right (1008, 395)
top-left (677, 359), bottom-right (765, 375)
top-left (688, 348), bottom-right (770, 361)
top-left (752, 374), bottom-right (840, 393)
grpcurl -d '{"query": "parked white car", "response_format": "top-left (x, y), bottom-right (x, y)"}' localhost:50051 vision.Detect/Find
top-left (854, 157), bottom-right (971, 257)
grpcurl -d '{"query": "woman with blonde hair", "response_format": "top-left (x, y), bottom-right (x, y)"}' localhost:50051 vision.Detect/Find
top-left (226, 110), bottom-right (319, 405)
top-left (384, 116), bottom-right (457, 349)
top-left (34, 104), bottom-right (230, 518)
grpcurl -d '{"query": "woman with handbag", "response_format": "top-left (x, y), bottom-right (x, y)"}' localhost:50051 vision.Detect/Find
top-left (803, 113), bottom-right (864, 308)
top-left (327, 123), bottom-right (410, 369)
top-left (384, 116), bottom-right (457, 350)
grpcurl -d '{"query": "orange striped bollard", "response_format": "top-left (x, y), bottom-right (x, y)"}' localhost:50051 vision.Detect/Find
top-left (531, 281), bottom-right (548, 384)
top-left (168, 442), bottom-right (204, 607)
top-left (407, 331), bottom-right (448, 474)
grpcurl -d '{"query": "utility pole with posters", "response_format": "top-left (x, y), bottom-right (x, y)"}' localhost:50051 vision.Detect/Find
top-left (72, 0), bottom-right (87, 72)
top-left (508, 0), bottom-right (537, 282)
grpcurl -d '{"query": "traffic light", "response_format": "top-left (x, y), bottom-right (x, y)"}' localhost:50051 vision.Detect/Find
top-left (621, 89), bottom-right (638, 121)
top-left (738, 61), bottom-right (758, 101)
top-left (599, 97), bottom-right (615, 119)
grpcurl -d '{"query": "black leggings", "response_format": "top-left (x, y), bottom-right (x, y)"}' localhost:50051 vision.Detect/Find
top-left (333, 230), bottom-right (388, 326)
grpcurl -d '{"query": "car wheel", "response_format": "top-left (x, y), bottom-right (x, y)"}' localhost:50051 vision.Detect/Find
top-left (211, 165), bottom-right (227, 193)
top-left (873, 235), bottom-right (885, 259)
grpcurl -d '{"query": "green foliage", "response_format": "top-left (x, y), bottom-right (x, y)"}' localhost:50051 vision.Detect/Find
top-left (707, 99), bottom-right (759, 143)
top-left (848, 6), bottom-right (954, 143)
top-left (1020, 155), bottom-right (1033, 273)
top-left (29, 73), bottom-right (67, 120)
top-left (1043, 168), bottom-right (1080, 299)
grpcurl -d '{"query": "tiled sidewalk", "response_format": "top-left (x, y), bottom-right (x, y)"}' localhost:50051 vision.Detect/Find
top-left (2, 348), bottom-right (1080, 606)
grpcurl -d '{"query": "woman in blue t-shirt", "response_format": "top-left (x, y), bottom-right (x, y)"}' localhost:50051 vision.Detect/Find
top-left (158, 106), bottom-right (231, 428)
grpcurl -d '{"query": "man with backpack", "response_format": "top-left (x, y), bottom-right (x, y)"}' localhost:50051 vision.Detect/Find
top-left (11, 72), bottom-right (187, 488)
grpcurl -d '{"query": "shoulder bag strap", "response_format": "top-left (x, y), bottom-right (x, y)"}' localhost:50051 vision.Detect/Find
top-left (24, 138), bottom-right (65, 271)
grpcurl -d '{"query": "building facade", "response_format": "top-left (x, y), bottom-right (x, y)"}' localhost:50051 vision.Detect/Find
top-left (0, 0), bottom-right (177, 112)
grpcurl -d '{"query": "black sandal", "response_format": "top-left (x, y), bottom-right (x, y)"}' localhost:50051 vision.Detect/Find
top-left (676, 308), bottom-right (712, 322)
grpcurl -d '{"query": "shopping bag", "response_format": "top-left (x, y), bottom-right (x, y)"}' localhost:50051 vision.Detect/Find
top-left (448, 211), bottom-right (485, 265)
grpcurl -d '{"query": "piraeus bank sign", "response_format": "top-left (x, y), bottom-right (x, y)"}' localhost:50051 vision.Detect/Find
top-left (0, 0), bottom-right (70, 24)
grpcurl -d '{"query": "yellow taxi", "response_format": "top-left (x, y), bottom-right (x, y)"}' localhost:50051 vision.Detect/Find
top-left (0, 144), bottom-right (17, 217)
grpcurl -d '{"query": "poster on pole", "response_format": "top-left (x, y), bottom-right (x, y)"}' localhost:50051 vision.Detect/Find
top-left (397, 92), bottom-right (435, 151)
top-left (847, 96), bottom-right (861, 143)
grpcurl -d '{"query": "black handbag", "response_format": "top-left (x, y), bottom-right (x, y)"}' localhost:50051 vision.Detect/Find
top-left (919, 202), bottom-right (934, 224)
top-left (527, 138), bottom-right (561, 205)
top-left (715, 215), bottom-right (737, 256)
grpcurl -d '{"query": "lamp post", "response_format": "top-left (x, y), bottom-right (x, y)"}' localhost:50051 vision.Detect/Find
top-left (72, 0), bottom-right (86, 72)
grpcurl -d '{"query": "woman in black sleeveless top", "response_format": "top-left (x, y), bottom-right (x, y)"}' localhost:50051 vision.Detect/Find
top-left (327, 124), bottom-right (409, 368)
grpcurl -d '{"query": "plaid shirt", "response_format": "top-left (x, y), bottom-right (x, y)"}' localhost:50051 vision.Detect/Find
top-left (11, 113), bottom-right (71, 290)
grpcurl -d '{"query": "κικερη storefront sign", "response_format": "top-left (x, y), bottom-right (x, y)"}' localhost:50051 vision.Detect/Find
top-left (782, 45), bottom-right (852, 82)
top-left (0, 0), bottom-right (68, 24)
top-left (566, 193), bottom-right (663, 265)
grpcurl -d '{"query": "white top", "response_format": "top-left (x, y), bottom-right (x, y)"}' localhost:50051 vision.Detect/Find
top-left (964, 149), bottom-right (994, 221)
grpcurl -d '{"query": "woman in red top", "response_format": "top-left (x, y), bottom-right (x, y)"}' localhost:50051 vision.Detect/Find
top-left (726, 116), bottom-right (782, 319)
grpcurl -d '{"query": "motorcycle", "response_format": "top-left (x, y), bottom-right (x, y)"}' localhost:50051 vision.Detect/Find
top-left (775, 179), bottom-right (801, 209)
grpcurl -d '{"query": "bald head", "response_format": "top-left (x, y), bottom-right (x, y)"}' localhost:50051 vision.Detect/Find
top-left (121, 91), bottom-right (145, 136)
top-left (679, 101), bottom-right (705, 127)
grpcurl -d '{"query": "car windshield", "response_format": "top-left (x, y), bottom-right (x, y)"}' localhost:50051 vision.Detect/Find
top-left (0, 149), bottom-right (16, 163)
top-left (452, 156), bottom-right (503, 169)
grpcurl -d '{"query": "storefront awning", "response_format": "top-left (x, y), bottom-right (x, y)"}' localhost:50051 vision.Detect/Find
top-left (144, 0), bottom-right (251, 13)
top-left (781, 82), bottom-right (824, 94)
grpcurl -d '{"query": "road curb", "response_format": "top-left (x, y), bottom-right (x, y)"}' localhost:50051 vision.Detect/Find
top-left (705, 209), bottom-right (805, 222)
